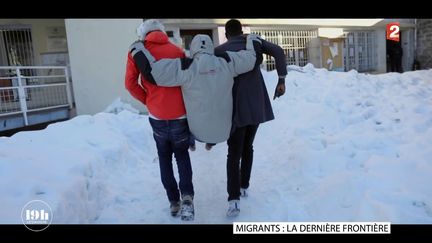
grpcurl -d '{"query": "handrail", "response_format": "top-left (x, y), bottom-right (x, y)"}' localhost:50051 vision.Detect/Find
top-left (0, 65), bottom-right (74, 126)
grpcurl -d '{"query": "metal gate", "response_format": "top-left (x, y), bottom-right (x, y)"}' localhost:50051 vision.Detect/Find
top-left (251, 29), bottom-right (318, 70)
top-left (0, 25), bottom-right (36, 100)
top-left (0, 26), bottom-right (35, 67)
top-left (343, 31), bottom-right (376, 72)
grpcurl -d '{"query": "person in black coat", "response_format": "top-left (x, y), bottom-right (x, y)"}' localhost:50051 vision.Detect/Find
top-left (387, 40), bottom-right (403, 73)
top-left (214, 19), bottom-right (287, 217)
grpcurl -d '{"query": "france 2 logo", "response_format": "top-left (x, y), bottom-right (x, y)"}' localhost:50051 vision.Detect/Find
top-left (387, 22), bottom-right (400, 42)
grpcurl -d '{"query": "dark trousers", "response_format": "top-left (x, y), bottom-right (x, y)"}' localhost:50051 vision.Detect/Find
top-left (189, 132), bottom-right (196, 147)
top-left (226, 124), bottom-right (259, 201)
top-left (149, 118), bottom-right (194, 202)
top-left (390, 55), bottom-right (403, 73)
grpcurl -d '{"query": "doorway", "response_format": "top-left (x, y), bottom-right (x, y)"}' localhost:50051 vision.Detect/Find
top-left (386, 31), bottom-right (403, 73)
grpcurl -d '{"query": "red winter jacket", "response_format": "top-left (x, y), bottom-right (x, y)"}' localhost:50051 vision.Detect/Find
top-left (125, 31), bottom-right (186, 119)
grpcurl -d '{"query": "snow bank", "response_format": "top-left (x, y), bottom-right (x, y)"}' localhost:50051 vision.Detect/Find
top-left (0, 109), bottom-right (155, 223)
top-left (103, 97), bottom-right (139, 114)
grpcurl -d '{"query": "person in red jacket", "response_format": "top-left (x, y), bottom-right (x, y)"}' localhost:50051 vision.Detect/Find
top-left (124, 19), bottom-right (194, 221)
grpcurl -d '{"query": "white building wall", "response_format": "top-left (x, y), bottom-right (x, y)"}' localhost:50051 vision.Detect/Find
top-left (216, 26), bottom-right (226, 45)
top-left (65, 19), bottom-right (145, 115)
top-left (308, 38), bottom-right (322, 68)
top-left (212, 28), bottom-right (221, 46)
top-left (375, 29), bottom-right (387, 73)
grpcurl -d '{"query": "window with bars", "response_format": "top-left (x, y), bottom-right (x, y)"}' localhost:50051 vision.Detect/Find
top-left (0, 27), bottom-right (35, 67)
top-left (343, 31), bottom-right (376, 72)
top-left (0, 26), bottom-right (36, 102)
top-left (250, 29), bottom-right (318, 70)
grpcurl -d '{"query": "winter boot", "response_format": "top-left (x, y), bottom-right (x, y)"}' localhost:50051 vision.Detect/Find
top-left (170, 201), bottom-right (180, 217)
top-left (180, 195), bottom-right (194, 221)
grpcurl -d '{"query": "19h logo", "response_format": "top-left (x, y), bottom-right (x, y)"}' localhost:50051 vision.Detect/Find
top-left (386, 22), bottom-right (400, 42)
top-left (26, 208), bottom-right (49, 221)
top-left (21, 200), bottom-right (53, 232)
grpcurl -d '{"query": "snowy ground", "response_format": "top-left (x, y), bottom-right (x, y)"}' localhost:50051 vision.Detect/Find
top-left (1, 65), bottom-right (432, 224)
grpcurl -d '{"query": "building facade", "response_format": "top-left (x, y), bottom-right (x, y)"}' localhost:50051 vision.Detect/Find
top-left (0, 19), bottom-right (73, 133)
top-left (0, 19), bottom-right (423, 132)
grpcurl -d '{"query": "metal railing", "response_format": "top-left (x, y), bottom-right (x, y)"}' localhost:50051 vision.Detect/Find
top-left (0, 66), bottom-right (73, 126)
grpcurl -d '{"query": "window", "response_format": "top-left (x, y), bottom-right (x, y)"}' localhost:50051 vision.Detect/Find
top-left (0, 26), bottom-right (35, 68)
top-left (343, 31), bottom-right (376, 72)
top-left (251, 29), bottom-right (318, 70)
top-left (0, 26), bottom-right (36, 102)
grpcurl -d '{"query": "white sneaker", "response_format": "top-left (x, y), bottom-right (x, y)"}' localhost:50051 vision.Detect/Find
top-left (240, 188), bottom-right (248, 197)
top-left (226, 200), bottom-right (240, 217)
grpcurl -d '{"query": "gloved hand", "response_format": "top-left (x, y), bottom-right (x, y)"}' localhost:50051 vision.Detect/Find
top-left (273, 77), bottom-right (286, 100)
top-left (129, 40), bottom-right (145, 57)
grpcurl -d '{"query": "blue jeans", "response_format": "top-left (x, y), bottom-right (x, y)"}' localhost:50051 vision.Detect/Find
top-left (149, 117), bottom-right (194, 202)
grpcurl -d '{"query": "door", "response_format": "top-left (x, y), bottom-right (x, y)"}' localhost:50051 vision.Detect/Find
top-left (386, 33), bottom-right (403, 73)
top-left (401, 29), bottom-right (414, 72)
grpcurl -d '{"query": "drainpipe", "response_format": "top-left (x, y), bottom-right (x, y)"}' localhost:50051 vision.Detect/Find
top-left (414, 19), bottom-right (417, 58)
top-left (413, 19), bottom-right (420, 70)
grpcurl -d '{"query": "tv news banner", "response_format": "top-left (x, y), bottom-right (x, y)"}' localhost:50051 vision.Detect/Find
top-left (233, 222), bottom-right (391, 234)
